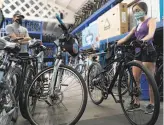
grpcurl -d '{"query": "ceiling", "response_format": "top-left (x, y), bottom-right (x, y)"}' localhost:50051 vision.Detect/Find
top-left (54, 0), bottom-right (89, 13)
top-left (2, 0), bottom-right (89, 24)
top-left (2, 0), bottom-right (90, 34)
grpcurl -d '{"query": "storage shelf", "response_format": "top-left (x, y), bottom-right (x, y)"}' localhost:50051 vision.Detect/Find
top-left (71, 0), bottom-right (118, 35)
top-left (29, 31), bottom-right (42, 34)
top-left (43, 42), bottom-right (54, 46)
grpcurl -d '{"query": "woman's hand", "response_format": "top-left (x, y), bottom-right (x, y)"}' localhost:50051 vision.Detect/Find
top-left (117, 39), bottom-right (125, 45)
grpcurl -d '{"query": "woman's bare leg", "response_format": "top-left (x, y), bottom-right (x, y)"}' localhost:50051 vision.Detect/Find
top-left (132, 60), bottom-right (142, 104)
top-left (142, 62), bottom-right (156, 104)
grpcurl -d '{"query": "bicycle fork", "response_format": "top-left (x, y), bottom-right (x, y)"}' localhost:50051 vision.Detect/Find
top-left (49, 59), bottom-right (62, 96)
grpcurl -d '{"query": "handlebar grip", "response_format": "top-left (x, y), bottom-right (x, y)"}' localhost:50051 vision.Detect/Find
top-left (56, 14), bottom-right (67, 32)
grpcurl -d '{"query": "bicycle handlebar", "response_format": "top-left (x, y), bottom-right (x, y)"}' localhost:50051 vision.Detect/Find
top-left (56, 14), bottom-right (68, 33)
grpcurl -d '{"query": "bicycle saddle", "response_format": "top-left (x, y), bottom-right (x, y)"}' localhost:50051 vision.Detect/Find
top-left (29, 39), bottom-right (42, 49)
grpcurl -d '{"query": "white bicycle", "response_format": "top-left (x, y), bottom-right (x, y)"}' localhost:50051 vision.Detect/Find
top-left (25, 14), bottom-right (88, 125)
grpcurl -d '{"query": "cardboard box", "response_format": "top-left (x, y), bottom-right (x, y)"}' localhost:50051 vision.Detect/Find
top-left (98, 3), bottom-right (128, 40)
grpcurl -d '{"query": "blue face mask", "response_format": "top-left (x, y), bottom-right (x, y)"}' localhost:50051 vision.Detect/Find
top-left (134, 11), bottom-right (145, 20)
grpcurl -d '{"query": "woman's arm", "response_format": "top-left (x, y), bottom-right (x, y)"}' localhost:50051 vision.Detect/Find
top-left (117, 27), bottom-right (136, 45)
top-left (141, 18), bottom-right (156, 42)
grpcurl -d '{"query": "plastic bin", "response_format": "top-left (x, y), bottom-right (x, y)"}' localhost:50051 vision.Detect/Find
top-left (140, 73), bottom-right (149, 100)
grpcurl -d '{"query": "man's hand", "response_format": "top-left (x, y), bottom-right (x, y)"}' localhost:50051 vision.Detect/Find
top-left (19, 37), bottom-right (31, 44)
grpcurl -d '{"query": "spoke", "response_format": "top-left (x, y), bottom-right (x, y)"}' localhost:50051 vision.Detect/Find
top-left (63, 80), bottom-right (81, 92)
top-left (64, 94), bottom-right (82, 99)
top-left (62, 78), bottom-right (77, 91)
top-left (63, 87), bottom-right (82, 92)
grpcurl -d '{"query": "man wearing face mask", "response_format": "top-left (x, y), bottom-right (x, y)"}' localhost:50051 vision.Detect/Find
top-left (117, 2), bottom-right (157, 114)
top-left (5, 13), bottom-right (31, 53)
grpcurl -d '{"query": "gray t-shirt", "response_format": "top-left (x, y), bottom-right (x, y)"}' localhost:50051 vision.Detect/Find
top-left (5, 22), bottom-right (29, 52)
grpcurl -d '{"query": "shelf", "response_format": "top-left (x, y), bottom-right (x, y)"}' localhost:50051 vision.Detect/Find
top-left (80, 20), bottom-right (164, 50)
top-left (43, 42), bottom-right (54, 46)
top-left (28, 31), bottom-right (42, 34)
top-left (71, 0), bottom-right (118, 35)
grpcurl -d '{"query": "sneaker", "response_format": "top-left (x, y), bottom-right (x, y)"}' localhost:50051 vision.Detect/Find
top-left (145, 104), bottom-right (154, 114)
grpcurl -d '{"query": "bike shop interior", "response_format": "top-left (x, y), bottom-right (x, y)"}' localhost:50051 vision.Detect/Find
top-left (0, 0), bottom-right (163, 125)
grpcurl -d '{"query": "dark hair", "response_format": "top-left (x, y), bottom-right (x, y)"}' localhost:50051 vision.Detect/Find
top-left (132, 2), bottom-right (148, 15)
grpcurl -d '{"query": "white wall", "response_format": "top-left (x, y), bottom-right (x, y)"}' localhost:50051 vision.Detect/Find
top-left (124, 0), bottom-right (160, 30)
top-left (141, 0), bottom-right (160, 21)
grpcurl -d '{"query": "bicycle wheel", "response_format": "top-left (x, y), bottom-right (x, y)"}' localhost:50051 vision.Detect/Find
top-left (25, 64), bottom-right (87, 125)
top-left (0, 67), bottom-right (21, 125)
top-left (75, 64), bottom-right (87, 81)
top-left (156, 65), bottom-right (163, 100)
top-left (87, 62), bottom-right (104, 105)
top-left (118, 61), bottom-right (160, 125)
top-left (19, 65), bottom-right (35, 119)
top-left (75, 64), bottom-right (84, 74)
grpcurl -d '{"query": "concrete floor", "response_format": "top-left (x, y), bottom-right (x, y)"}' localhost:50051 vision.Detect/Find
top-left (16, 72), bottom-right (163, 125)
top-left (16, 95), bottom-right (163, 125)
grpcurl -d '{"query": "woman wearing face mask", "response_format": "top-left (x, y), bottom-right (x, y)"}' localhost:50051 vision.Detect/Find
top-left (5, 13), bottom-right (31, 53)
top-left (117, 2), bottom-right (157, 114)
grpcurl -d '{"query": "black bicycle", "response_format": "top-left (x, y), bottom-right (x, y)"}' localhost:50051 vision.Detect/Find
top-left (87, 42), bottom-right (160, 125)
top-left (19, 39), bottom-right (46, 119)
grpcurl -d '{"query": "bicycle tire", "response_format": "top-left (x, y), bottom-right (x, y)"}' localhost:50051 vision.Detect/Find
top-left (156, 64), bottom-right (163, 100)
top-left (0, 66), bottom-right (21, 125)
top-left (19, 65), bottom-right (35, 120)
top-left (25, 64), bottom-right (88, 125)
top-left (9, 66), bottom-right (22, 101)
top-left (87, 62), bottom-right (104, 105)
top-left (75, 64), bottom-right (87, 81)
top-left (75, 64), bottom-right (84, 74)
top-left (118, 61), bottom-right (160, 125)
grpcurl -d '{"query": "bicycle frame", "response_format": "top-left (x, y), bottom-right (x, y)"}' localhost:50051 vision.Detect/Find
top-left (104, 57), bottom-right (124, 93)
top-left (49, 41), bottom-right (63, 96)
top-left (92, 49), bottom-right (137, 102)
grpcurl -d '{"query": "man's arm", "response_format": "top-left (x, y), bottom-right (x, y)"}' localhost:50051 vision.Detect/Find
top-left (6, 25), bottom-right (31, 44)
top-left (18, 28), bottom-right (31, 44)
top-left (5, 25), bottom-right (21, 41)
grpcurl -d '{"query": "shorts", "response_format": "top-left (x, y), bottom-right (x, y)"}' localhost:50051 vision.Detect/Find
top-left (135, 50), bottom-right (157, 62)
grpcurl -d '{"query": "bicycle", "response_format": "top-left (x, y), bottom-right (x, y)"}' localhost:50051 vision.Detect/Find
top-left (19, 39), bottom-right (46, 119)
top-left (0, 37), bottom-right (32, 125)
top-left (75, 49), bottom-right (101, 81)
top-left (87, 42), bottom-right (160, 125)
top-left (75, 53), bottom-right (90, 81)
top-left (25, 14), bottom-right (88, 125)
